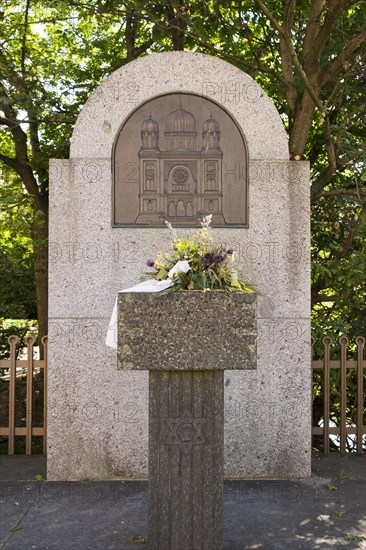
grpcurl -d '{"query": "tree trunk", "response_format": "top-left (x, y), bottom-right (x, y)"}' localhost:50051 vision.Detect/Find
top-left (289, 90), bottom-right (316, 158)
top-left (31, 217), bottom-right (48, 357)
top-left (166, 2), bottom-right (186, 51)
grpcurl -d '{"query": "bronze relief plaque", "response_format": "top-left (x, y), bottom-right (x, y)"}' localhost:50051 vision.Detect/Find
top-left (113, 93), bottom-right (248, 227)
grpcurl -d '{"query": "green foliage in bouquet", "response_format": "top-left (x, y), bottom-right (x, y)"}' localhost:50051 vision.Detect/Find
top-left (145, 215), bottom-right (254, 294)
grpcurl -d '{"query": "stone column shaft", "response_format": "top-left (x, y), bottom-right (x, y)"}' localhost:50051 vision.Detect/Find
top-left (148, 370), bottom-right (224, 550)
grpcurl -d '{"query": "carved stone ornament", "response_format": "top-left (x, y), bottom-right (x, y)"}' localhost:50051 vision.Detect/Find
top-left (113, 93), bottom-right (248, 227)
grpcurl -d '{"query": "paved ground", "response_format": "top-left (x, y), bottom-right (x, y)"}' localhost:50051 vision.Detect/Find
top-left (0, 454), bottom-right (365, 549)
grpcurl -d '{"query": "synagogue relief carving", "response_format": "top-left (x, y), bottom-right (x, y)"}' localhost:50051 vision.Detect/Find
top-left (113, 93), bottom-right (248, 227)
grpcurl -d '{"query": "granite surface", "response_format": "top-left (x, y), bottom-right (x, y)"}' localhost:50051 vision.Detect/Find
top-left (148, 370), bottom-right (224, 549)
top-left (117, 292), bottom-right (257, 371)
top-left (70, 52), bottom-right (289, 161)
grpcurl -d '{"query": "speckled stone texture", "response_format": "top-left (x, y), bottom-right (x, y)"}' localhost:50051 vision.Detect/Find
top-left (70, 52), bottom-right (288, 160)
top-left (118, 292), bottom-right (257, 370)
top-left (48, 51), bottom-right (311, 481)
top-left (148, 370), bottom-right (224, 550)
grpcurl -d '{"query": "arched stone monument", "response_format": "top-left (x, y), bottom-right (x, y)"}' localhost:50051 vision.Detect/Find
top-left (48, 52), bottom-right (311, 480)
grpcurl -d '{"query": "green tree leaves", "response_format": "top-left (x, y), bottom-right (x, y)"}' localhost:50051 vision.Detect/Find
top-left (1, 0), bottom-right (365, 338)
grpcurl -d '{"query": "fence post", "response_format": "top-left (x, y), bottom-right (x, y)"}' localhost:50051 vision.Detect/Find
top-left (339, 336), bottom-right (349, 456)
top-left (26, 336), bottom-right (36, 455)
top-left (356, 336), bottom-right (365, 455)
top-left (7, 335), bottom-right (19, 455)
top-left (42, 336), bottom-right (48, 455)
top-left (322, 337), bottom-right (331, 454)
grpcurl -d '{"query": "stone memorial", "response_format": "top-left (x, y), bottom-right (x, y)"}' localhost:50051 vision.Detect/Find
top-left (48, 51), bottom-right (311, 484)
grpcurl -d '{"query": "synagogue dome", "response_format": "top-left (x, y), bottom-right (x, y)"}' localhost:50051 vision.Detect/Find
top-left (141, 116), bottom-right (159, 133)
top-left (203, 117), bottom-right (220, 133)
top-left (165, 107), bottom-right (196, 133)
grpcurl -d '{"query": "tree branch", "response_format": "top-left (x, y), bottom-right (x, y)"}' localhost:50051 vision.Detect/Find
top-left (279, 0), bottom-right (297, 112)
top-left (182, 12), bottom-right (288, 85)
top-left (27, 107), bottom-right (41, 160)
top-left (315, 189), bottom-right (366, 199)
top-left (320, 26), bottom-right (366, 86)
top-left (0, 82), bottom-right (45, 211)
top-left (0, 116), bottom-right (19, 128)
top-left (124, 11), bottom-right (153, 60)
top-left (255, 0), bottom-right (327, 114)
top-left (166, 0), bottom-right (186, 51)
top-left (125, 13), bottom-right (136, 62)
top-left (303, 0), bottom-right (324, 57)
top-left (312, 292), bottom-right (338, 305)
top-left (0, 152), bottom-right (19, 171)
top-left (67, 0), bottom-right (289, 85)
top-left (311, 114), bottom-right (338, 199)
top-left (312, 0), bottom-right (348, 59)
top-left (21, 0), bottom-right (31, 78)
top-left (336, 202), bottom-right (366, 260)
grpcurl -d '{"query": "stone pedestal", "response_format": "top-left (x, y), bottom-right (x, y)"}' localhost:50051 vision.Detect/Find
top-left (149, 371), bottom-right (223, 550)
top-left (118, 292), bottom-right (257, 549)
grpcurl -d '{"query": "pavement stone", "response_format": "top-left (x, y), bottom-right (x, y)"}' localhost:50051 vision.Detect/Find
top-left (0, 453), bottom-right (365, 549)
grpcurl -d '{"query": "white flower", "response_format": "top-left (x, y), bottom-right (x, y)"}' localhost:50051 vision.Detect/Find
top-left (201, 214), bottom-right (213, 225)
top-left (164, 219), bottom-right (178, 242)
top-left (200, 214), bottom-right (213, 232)
top-left (168, 260), bottom-right (191, 279)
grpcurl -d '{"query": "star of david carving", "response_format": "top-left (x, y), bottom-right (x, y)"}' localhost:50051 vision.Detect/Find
top-left (163, 412), bottom-right (206, 456)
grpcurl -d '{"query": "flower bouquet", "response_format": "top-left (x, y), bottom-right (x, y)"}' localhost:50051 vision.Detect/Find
top-left (145, 215), bottom-right (254, 294)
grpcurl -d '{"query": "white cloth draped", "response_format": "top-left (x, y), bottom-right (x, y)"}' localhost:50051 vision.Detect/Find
top-left (105, 279), bottom-right (173, 349)
top-left (105, 260), bottom-right (191, 349)
top-left (106, 261), bottom-right (191, 349)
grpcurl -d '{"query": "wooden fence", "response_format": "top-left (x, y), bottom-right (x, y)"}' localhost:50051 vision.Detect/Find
top-left (312, 335), bottom-right (365, 455)
top-left (0, 335), bottom-right (48, 455)
top-left (0, 334), bottom-right (364, 455)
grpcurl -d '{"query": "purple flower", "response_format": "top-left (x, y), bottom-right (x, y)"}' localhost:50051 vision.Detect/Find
top-left (146, 259), bottom-right (155, 267)
top-left (219, 249), bottom-right (228, 261)
top-left (202, 251), bottom-right (225, 268)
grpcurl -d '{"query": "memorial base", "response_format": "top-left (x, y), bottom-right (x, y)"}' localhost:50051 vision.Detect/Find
top-left (148, 370), bottom-right (224, 550)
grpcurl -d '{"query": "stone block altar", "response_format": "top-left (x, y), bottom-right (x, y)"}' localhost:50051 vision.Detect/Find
top-left (118, 291), bottom-right (257, 549)
top-left (117, 292), bottom-right (257, 371)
